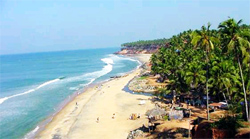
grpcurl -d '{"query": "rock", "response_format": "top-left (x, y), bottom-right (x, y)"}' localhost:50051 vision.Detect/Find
top-left (134, 129), bottom-right (143, 137)
top-left (192, 121), bottom-right (213, 138)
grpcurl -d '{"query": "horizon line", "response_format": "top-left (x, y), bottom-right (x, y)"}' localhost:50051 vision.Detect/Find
top-left (0, 46), bottom-right (120, 56)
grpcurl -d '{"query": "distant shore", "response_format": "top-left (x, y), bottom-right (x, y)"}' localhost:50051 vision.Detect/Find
top-left (115, 49), bottom-right (157, 55)
top-left (36, 54), bottom-right (154, 139)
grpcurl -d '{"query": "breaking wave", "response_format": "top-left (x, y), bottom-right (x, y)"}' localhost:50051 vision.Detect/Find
top-left (0, 78), bottom-right (61, 104)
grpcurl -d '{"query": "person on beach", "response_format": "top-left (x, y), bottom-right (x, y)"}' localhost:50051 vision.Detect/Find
top-left (76, 102), bottom-right (78, 106)
top-left (112, 113), bottom-right (115, 119)
top-left (129, 114), bottom-right (132, 120)
top-left (97, 117), bottom-right (99, 123)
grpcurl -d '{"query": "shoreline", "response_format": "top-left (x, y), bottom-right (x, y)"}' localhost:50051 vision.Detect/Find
top-left (34, 54), bottom-right (152, 139)
top-left (25, 82), bottom-right (99, 139)
top-left (25, 54), bottom-right (139, 139)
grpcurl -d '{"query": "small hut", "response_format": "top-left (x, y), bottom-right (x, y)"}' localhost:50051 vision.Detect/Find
top-left (146, 107), bottom-right (166, 120)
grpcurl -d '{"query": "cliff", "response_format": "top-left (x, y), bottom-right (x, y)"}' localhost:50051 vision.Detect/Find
top-left (114, 45), bottom-right (160, 55)
top-left (115, 38), bottom-right (169, 55)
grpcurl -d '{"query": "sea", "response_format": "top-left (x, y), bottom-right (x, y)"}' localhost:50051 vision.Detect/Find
top-left (0, 47), bottom-right (140, 139)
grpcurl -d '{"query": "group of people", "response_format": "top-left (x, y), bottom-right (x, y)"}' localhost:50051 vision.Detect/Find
top-left (129, 113), bottom-right (141, 120)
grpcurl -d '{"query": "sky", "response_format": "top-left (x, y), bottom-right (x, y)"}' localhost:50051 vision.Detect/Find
top-left (0, 0), bottom-right (249, 55)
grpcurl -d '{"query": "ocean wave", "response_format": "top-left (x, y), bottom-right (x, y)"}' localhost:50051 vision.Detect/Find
top-left (24, 126), bottom-right (39, 139)
top-left (32, 126), bottom-right (39, 133)
top-left (78, 78), bottom-right (95, 87)
top-left (37, 79), bottom-right (60, 89)
top-left (108, 54), bottom-right (141, 65)
top-left (83, 58), bottom-right (113, 78)
top-left (0, 78), bottom-right (61, 104)
top-left (69, 78), bottom-right (95, 90)
top-left (85, 78), bottom-right (96, 86)
top-left (66, 58), bottom-right (114, 91)
top-left (64, 58), bottom-right (114, 84)
top-left (69, 87), bottom-right (79, 91)
top-left (101, 57), bottom-right (114, 65)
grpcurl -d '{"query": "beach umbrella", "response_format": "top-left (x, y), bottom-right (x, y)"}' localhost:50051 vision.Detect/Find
top-left (146, 107), bottom-right (166, 116)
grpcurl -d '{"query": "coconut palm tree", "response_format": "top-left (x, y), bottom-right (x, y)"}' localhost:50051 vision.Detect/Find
top-left (208, 58), bottom-right (241, 105)
top-left (191, 23), bottom-right (219, 121)
top-left (243, 66), bottom-right (250, 121)
top-left (218, 18), bottom-right (250, 120)
top-left (151, 47), bottom-right (171, 81)
top-left (185, 61), bottom-right (206, 93)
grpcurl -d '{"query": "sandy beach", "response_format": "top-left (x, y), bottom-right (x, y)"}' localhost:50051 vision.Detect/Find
top-left (37, 54), bottom-right (154, 139)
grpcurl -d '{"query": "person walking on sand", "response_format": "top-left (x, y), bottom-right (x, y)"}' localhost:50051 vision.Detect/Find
top-left (112, 113), bottom-right (115, 119)
top-left (97, 117), bottom-right (99, 123)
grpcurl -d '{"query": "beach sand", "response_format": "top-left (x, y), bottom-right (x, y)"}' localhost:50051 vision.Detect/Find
top-left (37, 54), bottom-right (154, 139)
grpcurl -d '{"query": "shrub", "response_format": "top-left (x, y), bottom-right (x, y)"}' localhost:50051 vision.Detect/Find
top-left (210, 116), bottom-right (244, 135)
top-left (163, 115), bottom-right (169, 121)
top-left (138, 76), bottom-right (147, 80)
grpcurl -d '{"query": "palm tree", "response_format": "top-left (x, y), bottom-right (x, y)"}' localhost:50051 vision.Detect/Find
top-left (191, 23), bottom-right (218, 121)
top-left (185, 61), bottom-right (206, 93)
top-left (208, 58), bottom-right (241, 105)
top-left (218, 18), bottom-right (250, 120)
top-left (151, 48), bottom-right (166, 74)
top-left (151, 53), bottom-right (160, 75)
top-left (243, 66), bottom-right (250, 121)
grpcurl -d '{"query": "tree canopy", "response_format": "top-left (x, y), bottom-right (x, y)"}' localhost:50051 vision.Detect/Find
top-left (121, 38), bottom-right (170, 49)
top-left (150, 18), bottom-right (250, 121)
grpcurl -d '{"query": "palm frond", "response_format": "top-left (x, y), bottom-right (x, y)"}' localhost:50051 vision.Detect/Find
top-left (237, 19), bottom-right (243, 25)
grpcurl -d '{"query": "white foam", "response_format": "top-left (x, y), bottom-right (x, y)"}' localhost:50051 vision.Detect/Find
top-left (69, 87), bottom-right (79, 91)
top-left (31, 126), bottom-right (39, 133)
top-left (0, 78), bottom-right (61, 104)
top-left (81, 58), bottom-right (113, 79)
top-left (24, 126), bottom-right (39, 139)
top-left (64, 58), bottom-right (113, 83)
top-left (101, 58), bottom-right (114, 65)
top-left (85, 78), bottom-right (96, 86)
top-left (37, 79), bottom-right (60, 89)
top-left (108, 54), bottom-right (141, 65)
top-left (124, 57), bottom-right (142, 65)
top-left (81, 58), bottom-right (113, 82)
top-left (64, 58), bottom-right (114, 91)
top-left (0, 97), bottom-right (8, 104)
top-left (70, 78), bottom-right (95, 90)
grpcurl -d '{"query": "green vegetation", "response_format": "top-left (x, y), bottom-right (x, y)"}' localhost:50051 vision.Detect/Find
top-left (210, 116), bottom-right (244, 135)
top-left (138, 76), bottom-right (148, 80)
top-left (150, 18), bottom-right (250, 121)
top-left (121, 38), bottom-right (169, 49)
top-left (163, 115), bottom-right (169, 121)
